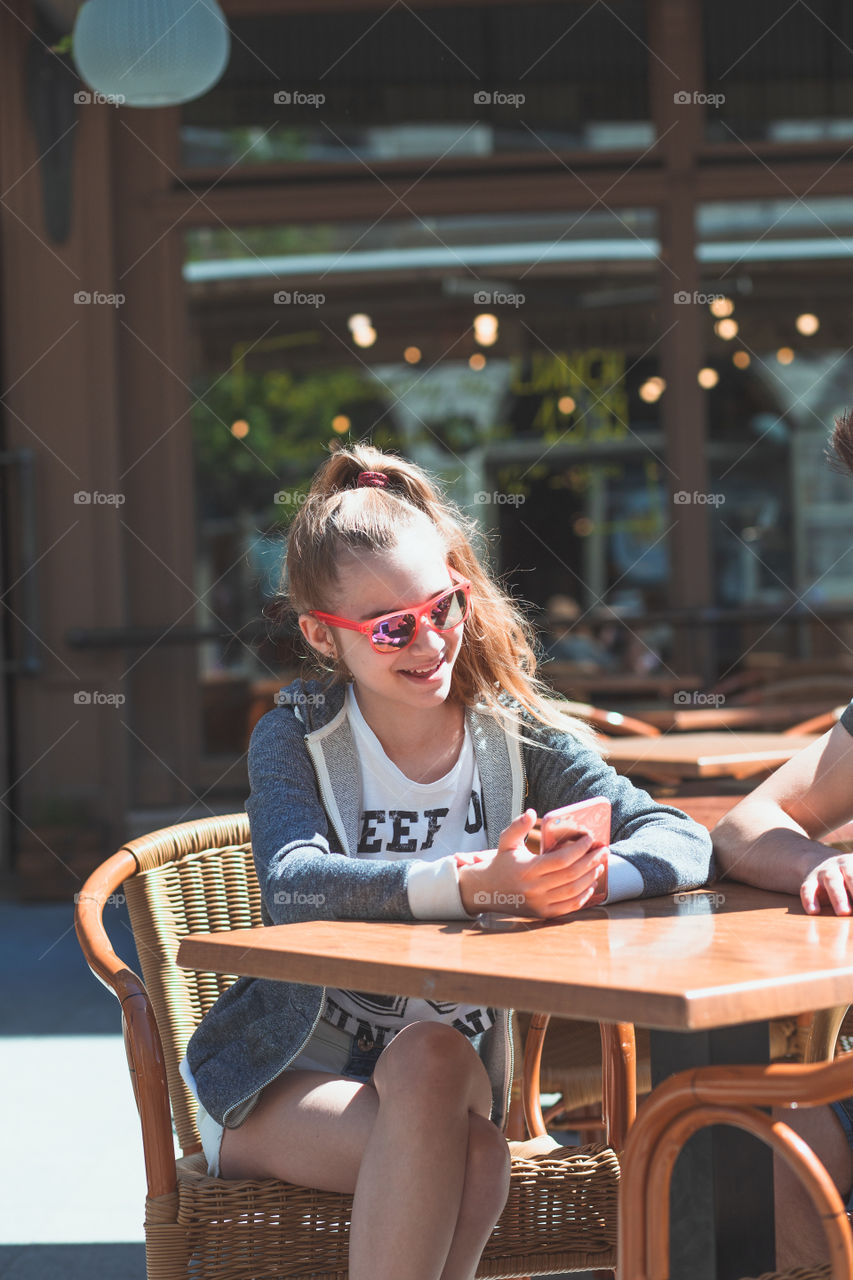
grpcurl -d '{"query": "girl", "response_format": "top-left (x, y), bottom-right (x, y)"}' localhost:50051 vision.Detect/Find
top-left (181, 444), bottom-right (713, 1280)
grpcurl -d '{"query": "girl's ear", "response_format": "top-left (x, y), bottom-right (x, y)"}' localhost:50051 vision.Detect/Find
top-left (299, 613), bottom-right (337, 658)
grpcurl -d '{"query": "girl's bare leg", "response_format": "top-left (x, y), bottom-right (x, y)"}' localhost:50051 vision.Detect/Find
top-left (219, 1021), bottom-right (511, 1280)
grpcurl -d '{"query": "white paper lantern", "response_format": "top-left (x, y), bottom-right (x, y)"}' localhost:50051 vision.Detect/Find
top-left (73, 0), bottom-right (230, 108)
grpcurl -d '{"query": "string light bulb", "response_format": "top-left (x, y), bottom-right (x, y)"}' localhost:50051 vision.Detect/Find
top-left (639, 377), bottom-right (666, 403)
top-left (795, 313), bottom-right (819, 336)
top-left (473, 314), bottom-right (499, 346)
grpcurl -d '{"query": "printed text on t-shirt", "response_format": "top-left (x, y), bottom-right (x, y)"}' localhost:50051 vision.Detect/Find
top-left (357, 788), bottom-right (485, 853)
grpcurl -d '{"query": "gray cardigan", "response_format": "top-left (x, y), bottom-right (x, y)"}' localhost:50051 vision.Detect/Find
top-left (185, 678), bottom-right (714, 1129)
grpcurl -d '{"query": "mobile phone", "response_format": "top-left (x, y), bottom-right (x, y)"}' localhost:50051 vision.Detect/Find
top-left (538, 796), bottom-right (611, 906)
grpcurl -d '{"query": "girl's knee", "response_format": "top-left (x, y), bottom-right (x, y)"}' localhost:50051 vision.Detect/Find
top-left (374, 1022), bottom-right (489, 1105)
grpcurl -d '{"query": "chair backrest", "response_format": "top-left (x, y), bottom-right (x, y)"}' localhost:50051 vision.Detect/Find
top-left (122, 813), bottom-right (261, 1154)
top-left (736, 676), bottom-right (853, 708)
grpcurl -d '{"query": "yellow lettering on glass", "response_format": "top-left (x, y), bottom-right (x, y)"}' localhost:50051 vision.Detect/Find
top-left (510, 349), bottom-right (629, 442)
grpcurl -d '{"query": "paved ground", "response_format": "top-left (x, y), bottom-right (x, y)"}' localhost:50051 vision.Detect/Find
top-left (1, 899), bottom-right (149, 1277)
top-left (1, 898), bottom-right (596, 1279)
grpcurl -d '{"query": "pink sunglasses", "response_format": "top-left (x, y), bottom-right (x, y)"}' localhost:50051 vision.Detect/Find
top-left (310, 568), bottom-right (472, 653)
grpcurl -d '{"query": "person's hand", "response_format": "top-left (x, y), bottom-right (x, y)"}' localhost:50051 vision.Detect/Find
top-left (457, 808), bottom-right (607, 918)
top-left (801, 853), bottom-right (853, 915)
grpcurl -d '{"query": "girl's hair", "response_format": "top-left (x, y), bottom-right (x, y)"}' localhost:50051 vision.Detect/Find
top-left (831, 408), bottom-right (853, 477)
top-left (277, 443), bottom-right (598, 746)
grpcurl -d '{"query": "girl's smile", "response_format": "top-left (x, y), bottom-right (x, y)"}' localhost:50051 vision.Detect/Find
top-left (398, 654), bottom-right (446, 681)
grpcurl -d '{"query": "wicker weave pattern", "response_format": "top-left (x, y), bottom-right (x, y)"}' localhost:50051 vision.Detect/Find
top-left (170, 1147), bottom-right (618, 1280)
top-left (125, 838), bottom-right (263, 1153)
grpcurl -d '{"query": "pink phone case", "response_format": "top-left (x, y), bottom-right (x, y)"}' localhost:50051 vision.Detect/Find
top-left (538, 796), bottom-right (611, 906)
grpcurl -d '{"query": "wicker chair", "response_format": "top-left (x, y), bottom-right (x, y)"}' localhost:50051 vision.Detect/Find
top-left (617, 1055), bottom-right (853, 1280)
top-left (75, 813), bottom-right (633, 1280)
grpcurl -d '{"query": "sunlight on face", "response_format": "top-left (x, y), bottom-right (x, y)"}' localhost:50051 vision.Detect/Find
top-left (328, 522), bottom-right (465, 720)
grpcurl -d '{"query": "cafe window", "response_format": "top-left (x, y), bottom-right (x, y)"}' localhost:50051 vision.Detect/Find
top-left (692, 196), bottom-right (853, 664)
top-left (180, 0), bottom-right (653, 172)
top-left (703, 0), bottom-right (853, 144)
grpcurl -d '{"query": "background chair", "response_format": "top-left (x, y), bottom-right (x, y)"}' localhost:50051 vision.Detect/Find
top-left (617, 1055), bottom-right (853, 1280)
top-left (732, 677), bottom-right (853, 714)
top-left (559, 701), bottom-right (662, 738)
top-left (75, 813), bottom-right (635, 1280)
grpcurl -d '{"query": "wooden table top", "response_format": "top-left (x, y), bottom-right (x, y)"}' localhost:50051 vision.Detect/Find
top-left (604, 732), bottom-right (817, 781)
top-left (177, 883), bottom-right (853, 1032)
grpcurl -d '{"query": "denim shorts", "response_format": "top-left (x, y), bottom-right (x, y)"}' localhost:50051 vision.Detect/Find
top-left (191, 1017), bottom-right (384, 1178)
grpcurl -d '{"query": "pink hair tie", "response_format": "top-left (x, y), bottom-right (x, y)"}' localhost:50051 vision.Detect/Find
top-left (357, 470), bottom-right (388, 488)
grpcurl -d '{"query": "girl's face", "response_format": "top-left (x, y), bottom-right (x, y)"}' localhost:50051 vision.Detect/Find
top-left (300, 528), bottom-right (465, 719)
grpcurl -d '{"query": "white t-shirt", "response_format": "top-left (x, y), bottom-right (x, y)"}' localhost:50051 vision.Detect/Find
top-left (321, 688), bottom-right (495, 1046)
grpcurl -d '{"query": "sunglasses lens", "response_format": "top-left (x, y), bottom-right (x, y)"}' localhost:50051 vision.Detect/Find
top-left (430, 587), bottom-right (468, 630)
top-left (372, 612), bottom-right (417, 651)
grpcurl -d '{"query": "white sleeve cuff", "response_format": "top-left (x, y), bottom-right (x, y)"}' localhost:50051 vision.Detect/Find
top-left (603, 851), bottom-right (645, 904)
top-left (407, 856), bottom-right (473, 919)
top-left (178, 1054), bottom-right (199, 1100)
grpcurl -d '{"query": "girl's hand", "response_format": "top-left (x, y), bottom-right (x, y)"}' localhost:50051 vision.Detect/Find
top-left (801, 854), bottom-right (853, 916)
top-left (458, 808), bottom-right (607, 918)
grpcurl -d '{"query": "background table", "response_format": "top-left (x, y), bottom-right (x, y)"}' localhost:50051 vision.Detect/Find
top-left (632, 703), bottom-right (827, 732)
top-left (604, 731), bottom-right (817, 784)
top-left (179, 884), bottom-right (853, 1279)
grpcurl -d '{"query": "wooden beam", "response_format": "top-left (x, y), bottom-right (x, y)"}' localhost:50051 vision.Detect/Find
top-left (648, 0), bottom-right (713, 680)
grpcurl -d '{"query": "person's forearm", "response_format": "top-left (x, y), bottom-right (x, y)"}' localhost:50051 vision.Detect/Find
top-left (713, 803), bottom-right (832, 894)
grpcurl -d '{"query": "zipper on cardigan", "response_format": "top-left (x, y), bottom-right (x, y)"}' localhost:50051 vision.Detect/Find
top-left (502, 1008), bottom-right (515, 1127)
